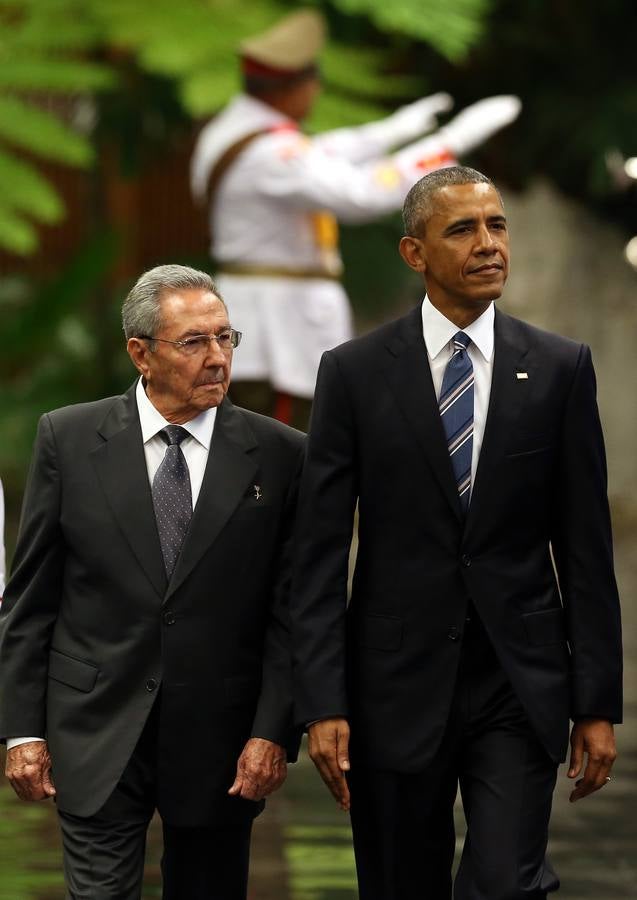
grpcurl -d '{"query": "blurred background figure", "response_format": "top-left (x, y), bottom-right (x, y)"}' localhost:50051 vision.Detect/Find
top-left (191, 9), bottom-right (521, 427)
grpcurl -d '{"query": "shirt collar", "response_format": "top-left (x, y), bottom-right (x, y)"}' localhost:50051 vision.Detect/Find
top-left (135, 377), bottom-right (217, 450)
top-left (421, 295), bottom-right (495, 363)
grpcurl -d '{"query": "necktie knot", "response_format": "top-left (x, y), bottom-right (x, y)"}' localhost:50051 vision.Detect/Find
top-left (160, 425), bottom-right (189, 447)
top-left (453, 331), bottom-right (471, 352)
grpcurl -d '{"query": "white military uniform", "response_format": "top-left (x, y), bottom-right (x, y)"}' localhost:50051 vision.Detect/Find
top-left (192, 92), bottom-right (520, 398)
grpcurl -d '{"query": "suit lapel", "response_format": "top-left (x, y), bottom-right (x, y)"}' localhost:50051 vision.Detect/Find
top-left (91, 384), bottom-right (168, 600)
top-left (164, 399), bottom-right (259, 602)
top-left (465, 309), bottom-right (532, 535)
top-left (381, 307), bottom-right (462, 521)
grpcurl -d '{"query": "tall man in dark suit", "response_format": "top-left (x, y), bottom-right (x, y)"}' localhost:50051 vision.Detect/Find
top-left (291, 167), bottom-right (622, 898)
top-left (0, 264), bottom-right (304, 899)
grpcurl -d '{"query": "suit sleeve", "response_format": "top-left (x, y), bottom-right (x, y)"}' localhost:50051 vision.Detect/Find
top-left (551, 345), bottom-right (622, 722)
top-left (290, 351), bottom-right (358, 725)
top-left (251, 439), bottom-right (305, 759)
top-left (0, 477), bottom-right (6, 597)
top-left (0, 414), bottom-right (65, 740)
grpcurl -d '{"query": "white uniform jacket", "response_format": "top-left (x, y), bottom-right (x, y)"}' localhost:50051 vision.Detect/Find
top-left (191, 94), bottom-right (457, 397)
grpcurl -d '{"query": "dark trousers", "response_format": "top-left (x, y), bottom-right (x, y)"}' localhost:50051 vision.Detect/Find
top-left (348, 614), bottom-right (560, 900)
top-left (57, 703), bottom-right (252, 900)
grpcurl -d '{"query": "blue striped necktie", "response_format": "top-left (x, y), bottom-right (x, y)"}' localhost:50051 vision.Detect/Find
top-left (439, 332), bottom-right (474, 513)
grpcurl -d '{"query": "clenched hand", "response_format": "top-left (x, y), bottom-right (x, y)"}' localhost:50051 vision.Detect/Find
top-left (5, 740), bottom-right (56, 801)
top-left (228, 737), bottom-right (287, 801)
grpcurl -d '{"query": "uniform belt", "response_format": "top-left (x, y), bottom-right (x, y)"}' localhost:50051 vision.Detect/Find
top-left (216, 262), bottom-right (342, 281)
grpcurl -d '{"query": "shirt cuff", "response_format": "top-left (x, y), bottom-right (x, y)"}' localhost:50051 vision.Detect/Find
top-left (6, 737), bottom-right (45, 750)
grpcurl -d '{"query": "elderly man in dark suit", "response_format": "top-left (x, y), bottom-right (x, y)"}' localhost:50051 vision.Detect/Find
top-left (291, 167), bottom-right (622, 899)
top-left (0, 264), bottom-right (304, 900)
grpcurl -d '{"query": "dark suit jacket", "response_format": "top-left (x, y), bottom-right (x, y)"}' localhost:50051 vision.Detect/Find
top-left (292, 306), bottom-right (622, 770)
top-left (0, 385), bottom-right (304, 825)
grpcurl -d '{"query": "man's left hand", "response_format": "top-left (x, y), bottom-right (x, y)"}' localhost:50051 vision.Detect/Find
top-left (567, 718), bottom-right (616, 802)
top-left (228, 738), bottom-right (287, 802)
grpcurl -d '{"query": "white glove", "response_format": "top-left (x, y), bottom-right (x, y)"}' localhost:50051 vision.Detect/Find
top-left (439, 95), bottom-right (522, 156)
top-left (388, 92), bottom-right (454, 143)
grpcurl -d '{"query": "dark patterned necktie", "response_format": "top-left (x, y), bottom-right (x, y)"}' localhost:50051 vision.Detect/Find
top-left (152, 425), bottom-right (192, 578)
top-left (439, 332), bottom-right (474, 513)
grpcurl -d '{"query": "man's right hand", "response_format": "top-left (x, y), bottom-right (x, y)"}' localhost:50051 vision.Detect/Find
top-left (308, 718), bottom-right (351, 811)
top-left (5, 740), bottom-right (56, 801)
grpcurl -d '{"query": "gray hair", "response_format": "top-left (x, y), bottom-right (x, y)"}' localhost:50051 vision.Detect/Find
top-left (121, 264), bottom-right (223, 340)
top-left (402, 166), bottom-right (501, 236)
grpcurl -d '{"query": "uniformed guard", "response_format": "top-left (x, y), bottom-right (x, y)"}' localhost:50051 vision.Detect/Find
top-left (192, 9), bottom-right (521, 427)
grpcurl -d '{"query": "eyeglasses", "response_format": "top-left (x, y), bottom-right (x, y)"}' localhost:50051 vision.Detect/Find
top-left (139, 329), bottom-right (242, 355)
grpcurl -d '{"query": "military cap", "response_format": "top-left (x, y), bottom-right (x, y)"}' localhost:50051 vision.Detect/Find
top-left (239, 9), bottom-right (326, 73)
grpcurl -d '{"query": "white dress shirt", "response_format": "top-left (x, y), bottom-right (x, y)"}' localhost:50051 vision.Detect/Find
top-left (6, 380), bottom-right (216, 751)
top-left (421, 295), bottom-right (495, 492)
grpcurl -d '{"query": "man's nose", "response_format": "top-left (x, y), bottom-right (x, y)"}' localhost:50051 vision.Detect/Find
top-left (475, 225), bottom-right (497, 252)
top-left (203, 337), bottom-right (227, 363)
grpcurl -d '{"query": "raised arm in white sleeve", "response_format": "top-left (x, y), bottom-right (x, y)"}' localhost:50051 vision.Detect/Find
top-left (313, 93), bottom-right (453, 163)
top-left (247, 95), bottom-right (521, 224)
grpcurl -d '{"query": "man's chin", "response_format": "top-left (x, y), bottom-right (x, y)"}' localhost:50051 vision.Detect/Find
top-left (195, 383), bottom-right (227, 408)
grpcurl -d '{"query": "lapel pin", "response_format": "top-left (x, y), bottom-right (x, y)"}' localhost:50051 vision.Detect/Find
top-left (516, 372), bottom-right (529, 380)
top-left (253, 485), bottom-right (262, 501)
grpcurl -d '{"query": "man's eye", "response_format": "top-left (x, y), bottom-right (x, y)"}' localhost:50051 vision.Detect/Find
top-left (183, 337), bottom-right (208, 352)
top-left (216, 332), bottom-right (232, 346)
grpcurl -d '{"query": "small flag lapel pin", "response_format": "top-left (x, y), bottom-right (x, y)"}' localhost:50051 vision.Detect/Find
top-left (516, 372), bottom-right (529, 380)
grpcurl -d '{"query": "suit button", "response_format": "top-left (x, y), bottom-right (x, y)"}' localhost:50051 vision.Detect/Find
top-left (145, 678), bottom-right (158, 692)
top-left (447, 626), bottom-right (461, 641)
top-left (163, 611), bottom-right (176, 626)
top-left (461, 554), bottom-right (472, 567)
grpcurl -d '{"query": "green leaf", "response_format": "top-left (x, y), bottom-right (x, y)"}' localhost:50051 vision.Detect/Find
top-left (0, 202), bottom-right (38, 254)
top-left (179, 67), bottom-right (239, 117)
top-left (0, 149), bottom-right (63, 222)
top-left (0, 59), bottom-right (116, 91)
top-left (322, 44), bottom-right (423, 99)
top-left (0, 96), bottom-right (93, 165)
top-left (0, 13), bottom-right (102, 52)
top-left (328, 0), bottom-right (492, 60)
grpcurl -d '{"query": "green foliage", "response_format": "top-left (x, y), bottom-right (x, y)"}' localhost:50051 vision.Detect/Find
top-left (0, 96), bottom-right (93, 164)
top-left (0, 0), bottom-right (492, 255)
top-left (0, 230), bottom-right (123, 477)
top-left (92, 0), bottom-right (491, 118)
top-left (0, 0), bottom-right (114, 255)
top-left (329, 0), bottom-right (492, 60)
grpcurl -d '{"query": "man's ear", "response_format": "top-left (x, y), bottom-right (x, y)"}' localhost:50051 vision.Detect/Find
top-left (399, 235), bottom-right (427, 273)
top-left (127, 338), bottom-right (152, 380)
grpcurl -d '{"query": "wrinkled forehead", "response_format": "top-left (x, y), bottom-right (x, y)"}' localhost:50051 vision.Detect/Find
top-left (159, 289), bottom-right (229, 334)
